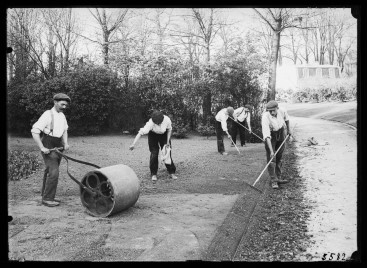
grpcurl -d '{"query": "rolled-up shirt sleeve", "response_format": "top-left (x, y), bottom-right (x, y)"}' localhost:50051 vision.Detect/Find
top-left (166, 117), bottom-right (172, 130)
top-left (218, 112), bottom-right (228, 132)
top-left (261, 113), bottom-right (271, 141)
top-left (221, 120), bottom-right (228, 132)
top-left (283, 108), bottom-right (290, 121)
top-left (64, 119), bottom-right (69, 132)
top-left (138, 119), bottom-right (154, 135)
top-left (31, 111), bottom-right (49, 134)
top-left (246, 113), bottom-right (251, 127)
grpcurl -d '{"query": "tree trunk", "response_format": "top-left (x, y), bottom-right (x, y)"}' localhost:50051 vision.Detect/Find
top-left (267, 20), bottom-right (281, 101)
top-left (202, 43), bottom-right (211, 124)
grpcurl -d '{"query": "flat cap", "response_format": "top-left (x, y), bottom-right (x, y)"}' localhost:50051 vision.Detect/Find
top-left (53, 93), bottom-right (71, 103)
top-left (244, 104), bottom-right (253, 110)
top-left (266, 100), bottom-right (278, 110)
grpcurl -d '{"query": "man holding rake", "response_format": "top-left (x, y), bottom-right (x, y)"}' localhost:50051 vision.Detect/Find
top-left (215, 106), bottom-right (234, 155)
top-left (261, 100), bottom-right (292, 189)
top-left (231, 104), bottom-right (253, 147)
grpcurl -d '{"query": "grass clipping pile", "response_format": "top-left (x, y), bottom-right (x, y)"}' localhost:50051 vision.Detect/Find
top-left (233, 142), bottom-right (314, 261)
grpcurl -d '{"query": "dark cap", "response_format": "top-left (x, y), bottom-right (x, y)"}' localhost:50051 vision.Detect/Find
top-left (53, 93), bottom-right (71, 103)
top-left (151, 110), bottom-right (164, 125)
top-left (227, 106), bottom-right (234, 115)
top-left (266, 100), bottom-right (278, 111)
top-left (244, 104), bottom-right (253, 110)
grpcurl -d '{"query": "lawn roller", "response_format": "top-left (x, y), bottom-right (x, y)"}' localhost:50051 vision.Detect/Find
top-left (51, 147), bottom-right (140, 217)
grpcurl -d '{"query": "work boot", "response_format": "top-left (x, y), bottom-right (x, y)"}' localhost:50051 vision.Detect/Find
top-left (42, 200), bottom-right (60, 207)
top-left (221, 152), bottom-right (228, 155)
top-left (276, 175), bottom-right (289, 184)
top-left (170, 174), bottom-right (178, 179)
top-left (152, 175), bottom-right (157, 181)
top-left (271, 181), bottom-right (279, 189)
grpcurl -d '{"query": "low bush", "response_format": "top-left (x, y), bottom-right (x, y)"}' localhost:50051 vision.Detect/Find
top-left (197, 123), bottom-right (216, 137)
top-left (8, 150), bottom-right (42, 181)
top-left (276, 76), bottom-right (357, 103)
top-left (172, 122), bottom-right (190, 139)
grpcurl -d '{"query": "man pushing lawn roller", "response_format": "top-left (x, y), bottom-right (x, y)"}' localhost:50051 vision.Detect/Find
top-left (261, 100), bottom-right (293, 189)
top-left (31, 93), bottom-right (71, 207)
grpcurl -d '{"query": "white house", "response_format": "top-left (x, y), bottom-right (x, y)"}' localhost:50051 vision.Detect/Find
top-left (276, 64), bottom-right (341, 91)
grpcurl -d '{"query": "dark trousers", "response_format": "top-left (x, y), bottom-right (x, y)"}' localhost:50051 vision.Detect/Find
top-left (231, 120), bottom-right (247, 145)
top-left (40, 135), bottom-right (63, 201)
top-left (264, 127), bottom-right (287, 182)
top-left (215, 121), bottom-right (225, 153)
top-left (148, 131), bottom-right (176, 176)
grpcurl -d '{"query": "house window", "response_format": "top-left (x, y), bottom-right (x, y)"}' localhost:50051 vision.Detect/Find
top-left (309, 68), bottom-right (316, 77)
top-left (322, 68), bottom-right (330, 78)
top-left (335, 68), bottom-right (340, 78)
top-left (298, 68), bottom-right (304, 79)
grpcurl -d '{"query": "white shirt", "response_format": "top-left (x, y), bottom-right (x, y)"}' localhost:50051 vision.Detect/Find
top-left (138, 115), bottom-right (172, 135)
top-left (233, 107), bottom-right (251, 126)
top-left (31, 107), bottom-right (68, 138)
top-left (215, 108), bottom-right (230, 132)
top-left (261, 107), bottom-right (289, 140)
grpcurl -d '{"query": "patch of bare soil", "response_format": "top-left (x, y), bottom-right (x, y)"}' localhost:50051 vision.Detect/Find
top-left (8, 135), bottom-right (268, 261)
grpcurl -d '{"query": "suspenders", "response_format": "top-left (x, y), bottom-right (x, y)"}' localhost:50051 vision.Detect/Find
top-left (50, 110), bottom-right (54, 135)
top-left (46, 110), bottom-right (54, 137)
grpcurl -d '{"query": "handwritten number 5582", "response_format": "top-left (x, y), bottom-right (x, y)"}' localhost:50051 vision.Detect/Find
top-left (322, 253), bottom-right (346, 261)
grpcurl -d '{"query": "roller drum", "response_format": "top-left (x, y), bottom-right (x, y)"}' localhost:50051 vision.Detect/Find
top-left (80, 164), bottom-right (140, 217)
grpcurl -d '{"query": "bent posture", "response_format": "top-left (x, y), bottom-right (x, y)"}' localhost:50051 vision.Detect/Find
top-left (31, 93), bottom-right (71, 207)
top-left (231, 104), bottom-right (252, 147)
top-left (129, 110), bottom-right (177, 181)
top-left (261, 100), bottom-right (292, 189)
top-left (215, 106), bottom-right (234, 155)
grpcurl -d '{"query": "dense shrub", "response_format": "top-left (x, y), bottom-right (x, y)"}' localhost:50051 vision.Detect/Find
top-left (172, 122), bottom-right (190, 139)
top-left (8, 150), bottom-right (42, 181)
top-left (7, 39), bottom-right (267, 137)
top-left (7, 66), bottom-right (124, 136)
top-left (197, 123), bottom-right (216, 137)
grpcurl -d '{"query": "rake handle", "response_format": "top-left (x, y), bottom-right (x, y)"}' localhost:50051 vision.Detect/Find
top-left (228, 136), bottom-right (241, 154)
top-left (228, 116), bottom-right (264, 142)
top-left (252, 134), bottom-right (290, 187)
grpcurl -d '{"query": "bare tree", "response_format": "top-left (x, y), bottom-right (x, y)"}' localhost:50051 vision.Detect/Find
top-left (189, 8), bottom-right (224, 123)
top-left (41, 8), bottom-right (79, 73)
top-left (282, 27), bottom-right (302, 64)
top-left (146, 8), bottom-right (173, 56)
top-left (253, 8), bottom-right (307, 101)
top-left (89, 8), bottom-right (129, 65)
top-left (7, 8), bottom-right (50, 81)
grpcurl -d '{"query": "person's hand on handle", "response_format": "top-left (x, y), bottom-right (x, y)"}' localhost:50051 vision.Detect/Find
top-left (41, 147), bottom-right (50, 154)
